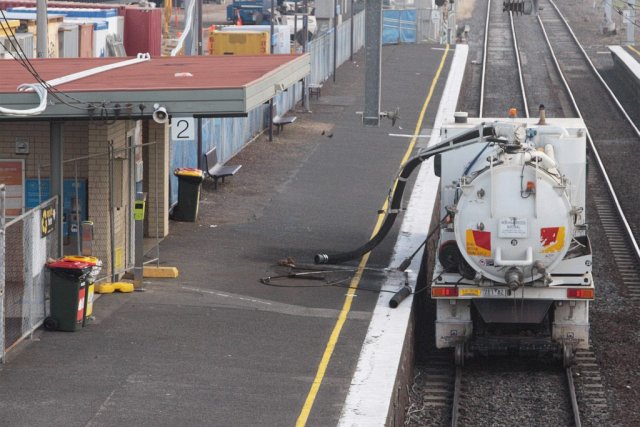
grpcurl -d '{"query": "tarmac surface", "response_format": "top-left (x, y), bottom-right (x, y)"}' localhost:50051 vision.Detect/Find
top-left (0, 43), bottom-right (452, 426)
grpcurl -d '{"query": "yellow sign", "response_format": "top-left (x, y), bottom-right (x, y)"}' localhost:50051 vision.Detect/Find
top-left (459, 288), bottom-right (481, 297)
top-left (40, 204), bottom-right (56, 237)
top-left (115, 247), bottom-right (124, 271)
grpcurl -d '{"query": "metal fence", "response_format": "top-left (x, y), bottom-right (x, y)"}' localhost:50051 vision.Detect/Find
top-left (171, 11), bottom-right (367, 205)
top-left (417, 8), bottom-right (440, 42)
top-left (0, 188), bottom-right (58, 362)
top-left (308, 11), bottom-right (366, 86)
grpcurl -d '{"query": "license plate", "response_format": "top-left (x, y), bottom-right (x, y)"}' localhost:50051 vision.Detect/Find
top-left (483, 288), bottom-right (510, 297)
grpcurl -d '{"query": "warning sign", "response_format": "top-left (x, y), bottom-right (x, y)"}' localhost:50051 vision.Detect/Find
top-left (466, 229), bottom-right (491, 256)
top-left (541, 226), bottom-right (565, 253)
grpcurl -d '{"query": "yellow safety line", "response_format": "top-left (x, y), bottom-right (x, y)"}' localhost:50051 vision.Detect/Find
top-left (628, 44), bottom-right (640, 58)
top-left (295, 44), bottom-right (451, 427)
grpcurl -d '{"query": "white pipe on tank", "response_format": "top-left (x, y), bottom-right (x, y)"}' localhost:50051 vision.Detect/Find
top-left (524, 150), bottom-right (557, 172)
top-left (544, 144), bottom-right (556, 163)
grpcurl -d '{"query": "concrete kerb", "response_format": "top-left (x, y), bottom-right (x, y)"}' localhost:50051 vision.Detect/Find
top-left (337, 44), bottom-right (468, 426)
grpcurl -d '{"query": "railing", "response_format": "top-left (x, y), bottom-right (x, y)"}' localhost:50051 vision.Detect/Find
top-left (308, 12), bottom-right (366, 86)
top-left (173, 11), bottom-right (367, 205)
top-left (0, 193), bottom-right (58, 361)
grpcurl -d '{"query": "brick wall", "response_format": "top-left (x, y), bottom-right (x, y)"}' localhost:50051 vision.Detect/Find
top-left (87, 120), bottom-right (134, 277)
top-left (143, 121), bottom-right (169, 238)
top-left (0, 122), bottom-right (50, 177)
top-left (1, 119), bottom-right (169, 279)
top-left (87, 121), bottom-right (112, 272)
top-left (0, 121), bottom-right (90, 179)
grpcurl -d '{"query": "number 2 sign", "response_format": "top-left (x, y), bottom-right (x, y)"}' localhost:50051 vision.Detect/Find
top-left (171, 117), bottom-right (195, 141)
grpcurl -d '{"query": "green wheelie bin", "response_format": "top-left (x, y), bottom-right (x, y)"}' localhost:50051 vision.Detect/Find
top-left (45, 259), bottom-right (93, 331)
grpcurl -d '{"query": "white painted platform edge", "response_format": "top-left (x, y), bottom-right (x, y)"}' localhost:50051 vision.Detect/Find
top-left (338, 44), bottom-right (468, 427)
top-left (609, 45), bottom-right (640, 79)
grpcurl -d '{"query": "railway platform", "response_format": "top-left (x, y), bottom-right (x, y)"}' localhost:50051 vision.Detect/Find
top-left (609, 45), bottom-right (640, 96)
top-left (0, 44), bottom-right (462, 425)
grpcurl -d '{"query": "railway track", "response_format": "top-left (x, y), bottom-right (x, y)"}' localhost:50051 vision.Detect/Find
top-left (534, 0), bottom-right (640, 302)
top-left (480, 0), bottom-right (527, 117)
top-left (407, 0), bottom-right (640, 424)
top-left (483, 0), bottom-right (640, 302)
top-left (450, 360), bottom-right (579, 427)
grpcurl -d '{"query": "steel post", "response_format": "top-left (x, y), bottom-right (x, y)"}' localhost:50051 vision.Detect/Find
top-left (36, 0), bottom-right (47, 58)
top-left (50, 122), bottom-right (63, 257)
top-left (333, 0), bottom-right (338, 82)
top-left (0, 185), bottom-right (5, 362)
top-left (364, 0), bottom-right (382, 126)
top-left (134, 192), bottom-right (147, 291)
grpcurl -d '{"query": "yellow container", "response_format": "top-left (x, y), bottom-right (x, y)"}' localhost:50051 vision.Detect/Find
top-left (86, 283), bottom-right (95, 317)
top-left (208, 30), bottom-right (270, 55)
top-left (0, 20), bottom-right (19, 37)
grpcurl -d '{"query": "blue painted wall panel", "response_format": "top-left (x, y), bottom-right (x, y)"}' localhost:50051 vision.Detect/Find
top-left (383, 9), bottom-right (417, 44)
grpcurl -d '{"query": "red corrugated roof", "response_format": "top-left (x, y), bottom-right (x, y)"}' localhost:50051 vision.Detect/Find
top-left (0, 55), bottom-right (305, 93)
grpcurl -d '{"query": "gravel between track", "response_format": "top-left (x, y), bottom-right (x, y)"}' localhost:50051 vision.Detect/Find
top-left (407, 0), bottom-right (640, 425)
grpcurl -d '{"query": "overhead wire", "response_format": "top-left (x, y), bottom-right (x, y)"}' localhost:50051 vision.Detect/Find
top-left (0, 10), bottom-right (129, 115)
top-left (0, 10), bottom-right (78, 106)
top-left (600, 0), bottom-right (640, 29)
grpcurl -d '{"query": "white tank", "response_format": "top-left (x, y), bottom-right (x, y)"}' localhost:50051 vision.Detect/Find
top-left (453, 148), bottom-right (573, 284)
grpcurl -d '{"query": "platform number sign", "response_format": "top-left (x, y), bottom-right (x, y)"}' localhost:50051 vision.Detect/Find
top-left (171, 117), bottom-right (196, 141)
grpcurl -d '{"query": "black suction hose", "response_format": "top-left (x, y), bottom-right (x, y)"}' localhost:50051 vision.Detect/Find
top-left (314, 125), bottom-right (496, 265)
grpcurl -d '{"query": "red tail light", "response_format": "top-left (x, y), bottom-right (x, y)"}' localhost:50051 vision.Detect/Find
top-left (431, 287), bottom-right (459, 297)
top-left (567, 288), bottom-right (594, 299)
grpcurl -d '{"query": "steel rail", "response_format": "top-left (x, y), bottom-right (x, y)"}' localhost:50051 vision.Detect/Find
top-left (480, 0), bottom-right (528, 118)
top-left (538, 0), bottom-right (640, 262)
top-left (450, 366), bottom-right (462, 427)
top-left (479, 0), bottom-right (490, 117)
top-left (509, 11), bottom-right (529, 118)
top-left (566, 367), bottom-right (582, 427)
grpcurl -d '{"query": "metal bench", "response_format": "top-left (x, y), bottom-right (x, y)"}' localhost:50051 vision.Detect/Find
top-left (272, 115), bottom-right (296, 133)
top-left (204, 146), bottom-right (242, 189)
top-left (308, 83), bottom-right (323, 100)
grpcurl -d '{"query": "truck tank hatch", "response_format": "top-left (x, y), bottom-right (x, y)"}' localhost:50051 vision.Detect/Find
top-left (473, 299), bottom-right (553, 323)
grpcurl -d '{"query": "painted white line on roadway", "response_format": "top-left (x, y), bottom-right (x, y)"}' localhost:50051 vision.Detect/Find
top-left (388, 133), bottom-right (431, 138)
top-left (182, 286), bottom-right (272, 305)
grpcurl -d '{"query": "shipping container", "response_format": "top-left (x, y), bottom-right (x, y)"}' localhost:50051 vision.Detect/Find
top-left (218, 24), bottom-right (290, 54)
top-left (78, 22), bottom-right (93, 57)
top-left (209, 30), bottom-right (270, 55)
top-left (3, 11), bottom-right (63, 57)
top-left (9, 7), bottom-right (120, 57)
top-left (58, 22), bottom-right (79, 57)
top-left (123, 7), bottom-right (161, 57)
top-left (0, 32), bottom-right (33, 58)
top-left (0, 19), bottom-right (19, 36)
top-left (0, 1), bottom-right (127, 17)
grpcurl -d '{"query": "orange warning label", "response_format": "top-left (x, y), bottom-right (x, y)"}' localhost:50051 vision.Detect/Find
top-left (466, 230), bottom-right (491, 257)
top-left (541, 226), bottom-right (565, 253)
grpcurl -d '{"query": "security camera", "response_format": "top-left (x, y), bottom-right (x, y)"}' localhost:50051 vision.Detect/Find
top-left (152, 104), bottom-right (168, 124)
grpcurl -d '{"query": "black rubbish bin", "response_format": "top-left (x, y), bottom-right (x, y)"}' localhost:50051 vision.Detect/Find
top-left (172, 168), bottom-right (204, 222)
top-left (45, 260), bottom-right (93, 331)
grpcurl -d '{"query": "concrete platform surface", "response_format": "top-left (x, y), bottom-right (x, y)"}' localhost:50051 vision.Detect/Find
top-left (0, 43), bottom-right (453, 426)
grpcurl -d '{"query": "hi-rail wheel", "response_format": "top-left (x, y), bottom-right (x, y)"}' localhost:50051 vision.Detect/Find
top-left (455, 343), bottom-right (465, 367)
top-left (563, 344), bottom-right (575, 368)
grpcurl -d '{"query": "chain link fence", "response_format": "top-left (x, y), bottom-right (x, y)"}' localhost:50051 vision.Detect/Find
top-left (309, 11), bottom-right (365, 86)
top-left (1, 190), bottom-right (58, 362)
